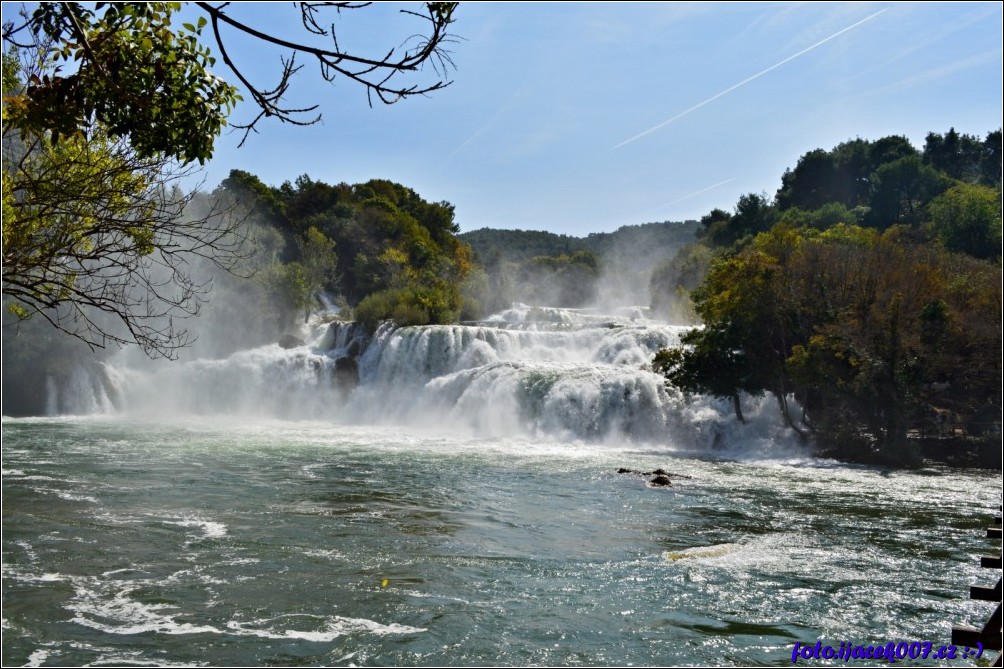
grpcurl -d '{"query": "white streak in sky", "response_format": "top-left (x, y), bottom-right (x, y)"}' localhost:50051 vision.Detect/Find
top-left (441, 89), bottom-right (523, 169)
top-left (663, 178), bottom-right (735, 207)
top-left (441, 107), bottom-right (506, 168)
top-left (613, 8), bottom-right (890, 149)
top-left (643, 178), bottom-right (735, 220)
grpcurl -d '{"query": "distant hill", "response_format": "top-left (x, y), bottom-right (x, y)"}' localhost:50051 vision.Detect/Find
top-left (460, 220), bottom-right (699, 264)
top-left (460, 221), bottom-right (701, 311)
top-left (459, 228), bottom-right (588, 264)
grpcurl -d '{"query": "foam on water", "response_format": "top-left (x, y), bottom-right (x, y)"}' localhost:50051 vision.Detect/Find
top-left (225, 615), bottom-right (426, 641)
top-left (162, 517), bottom-right (228, 541)
top-left (60, 570), bottom-right (423, 641)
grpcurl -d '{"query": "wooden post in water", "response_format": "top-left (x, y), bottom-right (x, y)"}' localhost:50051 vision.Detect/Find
top-left (952, 509), bottom-right (1002, 666)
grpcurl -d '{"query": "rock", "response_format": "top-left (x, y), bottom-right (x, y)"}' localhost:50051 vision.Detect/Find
top-left (345, 336), bottom-right (365, 358)
top-left (334, 355), bottom-right (359, 388)
top-left (278, 334), bottom-right (305, 349)
top-left (617, 467), bottom-right (690, 483)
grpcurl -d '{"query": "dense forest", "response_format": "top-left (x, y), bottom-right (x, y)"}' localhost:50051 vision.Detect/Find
top-left (653, 128), bottom-right (1002, 465)
top-left (210, 172), bottom-right (475, 331)
top-left (460, 221), bottom-right (699, 312)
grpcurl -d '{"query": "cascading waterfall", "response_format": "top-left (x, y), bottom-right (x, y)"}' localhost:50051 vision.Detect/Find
top-left (46, 305), bottom-right (799, 451)
top-left (45, 365), bottom-right (117, 416)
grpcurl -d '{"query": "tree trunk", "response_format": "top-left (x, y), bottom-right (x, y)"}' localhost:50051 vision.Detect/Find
top-left (774, 390), bottom-right (809, 440)
top-left (732, 394), bottom-right (745, 423)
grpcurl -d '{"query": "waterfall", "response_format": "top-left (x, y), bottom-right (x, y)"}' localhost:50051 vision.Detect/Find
top-left (45, 365), bottom-right (117, 416)
top-left (42, 306), bottom-right (799, 450)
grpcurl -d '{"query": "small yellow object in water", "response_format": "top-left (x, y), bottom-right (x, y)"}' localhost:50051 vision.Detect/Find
top-left (381, 578), bottom-right (390, 588)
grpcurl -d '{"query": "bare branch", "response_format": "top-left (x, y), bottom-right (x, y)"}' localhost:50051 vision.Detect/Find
top-left (194, 2), bottom-right (457, 137)
top-left (2, 121), bottom-right (253, 359)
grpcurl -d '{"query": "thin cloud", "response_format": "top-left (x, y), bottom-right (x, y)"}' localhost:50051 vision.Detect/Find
top-left (869, 48), bottom-right (1002, 98)
top-left (846, 6), bottom-right (1000, 84)
top-left (613, 8), bottom-right (889, 149)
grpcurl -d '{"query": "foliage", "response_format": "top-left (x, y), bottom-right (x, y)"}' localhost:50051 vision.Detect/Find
top-left (773, 130), bottom-right (1001, 233)
top-left (3, 2), bottom-right (458, 162)
top-left (697, 193), bottom-right (778, 247)
top-left (923, 127), bottom-right (1002, 185)
top-left (864, 155), bottom-right (947, 228)
top-left (927, 182), bottom-right (1002, 260)
top-left (5, 3), bottom-right (238, 164)
top-left (659, 224), bottom-right (1001, 464)
top-left (2, 50), bottom-right (246, 358)
top-left (518, 251), bottom-right (602, 307)
top-left (778, 201), bottom-right (859, 230)
top-left (354, 284), bottom-right (461, 332)
top-left (293, 226), bottom-right (338, 321)
top-left (215, 172), bottom-right (472, 331)
top-left (648, 243), bottom-right (713, 323)
top-left (661, 127), bottom-right (1003, 463)
top-left (460, 227), bottom-right (589, 265)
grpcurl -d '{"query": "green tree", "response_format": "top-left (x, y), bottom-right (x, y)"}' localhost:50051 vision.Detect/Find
top-left (865, 155), bottom-right (947, 228)
top-left (6, 3), bottom-right (239, 165)
top-left (649, 243), bottom-right (713, 323)
top-left (698, 194), bottom-right (777, 248)
top-left (927, 182), bottom-right (1002, 260)
top-left (776, 149), bottom-right (837, 211)
top-left (293, 226), bottom-right (338, 321)
top-left (2, 2), bottom-right (457, 356)
top-left (660, 220), bottom-right (1001, 464)
top-left (4, 2), bottom-right (458, 162)
top-left (2, 50), bottom-right (246, 357)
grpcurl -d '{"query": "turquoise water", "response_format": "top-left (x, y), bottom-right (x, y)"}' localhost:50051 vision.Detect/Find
top-left (2, 416), bottom-right (998, 666)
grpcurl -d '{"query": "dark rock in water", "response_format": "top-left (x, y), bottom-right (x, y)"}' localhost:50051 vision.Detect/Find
top-left (345, 337), bottom-right (364, 358)
top-left (617, 467), bottom-right (691, 483)
top-left (334, 355), bottom-right (359, 388)
top-left (278, 334), bottom-right (306, 349)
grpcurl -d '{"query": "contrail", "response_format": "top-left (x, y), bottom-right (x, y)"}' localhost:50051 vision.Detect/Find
top-left (613, 8), bottom-right (889, 149)
top-left (441, 86), bottom-right (526, 170)
top-left (643, 178), bottom-right (735, 220)
top-left (663, 178), bottom-right (735, 207)
top-left (441, 105), bottom-right (507, 169)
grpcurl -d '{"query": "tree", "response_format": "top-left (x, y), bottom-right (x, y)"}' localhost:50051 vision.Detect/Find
top-left (3, 1), bottom-right (458, 162)
top-left (659, 221), bottom-right (1001, 464)
top-left (2, 2), bottom-right (457, 357)
top-left (293, 226), bottom-right (338, 321)
top-left (776, 149), bottom-right (837, 211)
top-left (927, 182), bottom-right (1003, 260)
top-left (649, 243), bottom-right (713, 323)
top-left (3, 46), bottom-right (250, 358)
top-left (865, 155), bottom-right (947, 228)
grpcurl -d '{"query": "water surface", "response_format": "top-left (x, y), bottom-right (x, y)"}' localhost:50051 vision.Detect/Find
top-left (3, 417), bottom-right (997, 666)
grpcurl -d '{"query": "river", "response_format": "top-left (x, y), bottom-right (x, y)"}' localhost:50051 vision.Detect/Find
top-left (2, 306), bottom-right (998, 666)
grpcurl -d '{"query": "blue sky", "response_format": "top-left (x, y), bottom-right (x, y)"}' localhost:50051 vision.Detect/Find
top-left (194, 2), bottom-right (1003, 236)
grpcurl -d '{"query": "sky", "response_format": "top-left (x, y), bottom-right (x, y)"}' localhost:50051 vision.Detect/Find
top-left (190, 2), bottom-right (1003, 236)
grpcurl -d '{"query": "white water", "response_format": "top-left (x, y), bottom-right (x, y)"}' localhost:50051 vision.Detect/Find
top-left (45, 305), bottom-right (800, 455)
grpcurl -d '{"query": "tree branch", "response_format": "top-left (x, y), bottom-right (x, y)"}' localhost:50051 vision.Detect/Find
top-left (194, 2), bottom-right (456, 138)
